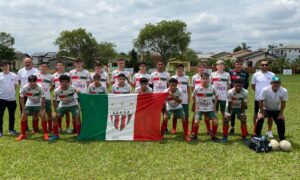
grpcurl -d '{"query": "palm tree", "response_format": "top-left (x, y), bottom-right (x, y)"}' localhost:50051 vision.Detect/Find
top-left (233, 42), bottom-right (251, 52)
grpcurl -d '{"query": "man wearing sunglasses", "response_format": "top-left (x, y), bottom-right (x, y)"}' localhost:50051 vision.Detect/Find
top-left (251, 59), bottom-right (275, 137)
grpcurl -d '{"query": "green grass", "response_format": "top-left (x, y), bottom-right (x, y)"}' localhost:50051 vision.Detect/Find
top-left (0, 75), bottom-right (299, 179)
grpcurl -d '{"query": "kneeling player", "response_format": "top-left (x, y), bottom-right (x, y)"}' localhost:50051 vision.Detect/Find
top-left (88, 74), bottom-right (107, 94)
top-left (224, 79), bottom-right (249, 144)
top-left (112, 73), bottom-right (131, 94)
top-left (192, 73), bottom-right (219, 141)
top-left (134, 77), bottom-right (152, 94)
top-left (50, 75), bottom-right (81, 141)
top-left (16, 75), bottom-right (49, 141)
top-left (161, 78), bottom-right (190, 142)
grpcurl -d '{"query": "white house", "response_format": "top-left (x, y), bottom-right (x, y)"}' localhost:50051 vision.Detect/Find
top-left (270, 44), bottom-right (300, 62)
top-left (31, 52), bottom-right (57, 65)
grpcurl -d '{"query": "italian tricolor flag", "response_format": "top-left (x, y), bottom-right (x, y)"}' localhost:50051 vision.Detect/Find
top-left (78, 93), bottom-right (168, 141)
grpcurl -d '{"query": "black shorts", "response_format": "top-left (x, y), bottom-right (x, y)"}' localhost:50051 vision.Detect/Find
top-left (254, 100), bottom-right (259, 114)
top-left (264, 110), bottom-right (280, 120)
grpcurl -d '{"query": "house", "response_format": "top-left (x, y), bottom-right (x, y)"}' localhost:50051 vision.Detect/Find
top-left (197, 53), bottom-right (213, 62)
top-left (231, 50), bottom-right (252, 61)
top-left (211, 52), bottom-right (231, 60)
top-left (12, 51), bottom-right (26, 70)
top-left (31, 52), bottom-right (57, 65)
top-left (236, 50), bottom-right (276, 67)
top-left (270, 44), bottom-right (300, 62)
top-left (48, 56), bottom-right (75, 72)
top-left (167, 58), bottom-right (190, 72)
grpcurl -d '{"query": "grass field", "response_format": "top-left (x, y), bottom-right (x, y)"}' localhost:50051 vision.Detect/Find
top-left (0, 75), bottom-right (299, 179)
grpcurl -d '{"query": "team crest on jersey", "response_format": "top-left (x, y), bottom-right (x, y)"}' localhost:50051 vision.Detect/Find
top-left (109, 102), bottom-right (135, 131)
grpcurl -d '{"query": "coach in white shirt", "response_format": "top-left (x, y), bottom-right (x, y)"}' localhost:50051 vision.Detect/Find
top-left (0, 61), bottom-right (19, 136)
top-left (251, 59), bottom-right (275, 137)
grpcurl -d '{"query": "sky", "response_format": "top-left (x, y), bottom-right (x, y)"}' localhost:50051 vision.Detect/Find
top-left (1, 0), bottom-right (300, 55)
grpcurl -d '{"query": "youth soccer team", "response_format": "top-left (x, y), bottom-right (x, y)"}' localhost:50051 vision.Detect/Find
top-left (0, 57), bottom-right (288, 143)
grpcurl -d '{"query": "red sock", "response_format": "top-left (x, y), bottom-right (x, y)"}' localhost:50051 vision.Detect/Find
top-left (241, 125), bottom-right (248, 137)
top-left (42, 121), bottom-right (48, 134)
top-left (193, 124), bottom-right (199, 137)
top-left (48, 119), bottom-right (52, 131)
top-left (182, 121), bottom-right (189, 136)
top-left (66, 113), bottom-right (70, 128)
top-left (223, 124), bottom-right (229, 137)
top-left (53, 124), bottom-right (59, 136)
top-left (161, 121), bottom-right (168, 136)
top-left (212, 124), bottom-right (218, 137)
top-left (58, 118), bottom-right (62, 129)
top-left (172, 117), bottom-right (177, 130)
top-left (21, 121), bottom-right (27, 135)
top-left (205, 119), bottom-right (211, 132)
top-left (76, 123), bottom-right (81, 135)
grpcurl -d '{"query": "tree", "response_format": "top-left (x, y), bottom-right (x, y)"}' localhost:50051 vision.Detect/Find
top-left (134, 20), bottom-right (191, 63)
top-left (95, 42), bottom-right (117, 65)
top-left (54, 28), bottom-right (98, 68)
top-left (271, 57), bottom-right (290, 73)
top-left (233, 42), bottom-right (251, 52)
top-left (127, 49), bottom-right (140, 72)
top-left (0, 32), bottom-right (16, 61)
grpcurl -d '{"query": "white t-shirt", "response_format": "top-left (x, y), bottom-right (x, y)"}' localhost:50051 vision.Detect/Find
top-left (171, 74), bottom-right (190, 104)
top-left (150, 71), bottom-right (170, 93)
top-left (251, 71), bottom-right (275, 101)
top-left (260, 85), bottom-right (288, 111)
top-left (0, 72), bottom-right (18, 101)
top-left (90, 71), bottom-right (109, 88)
top-left (112, 84), bottom-right (131, 94)
top-left (134, 86), bottom-right (152, 94)
top-left (88, 83), bottom-right (107, 94)
top-left (210, 71), bottom-right (231, 101)
top-left (193, 84), bottom-right (216, 112)
top-left (35, 72), bottom-right (53, 100)
top-left (54, 85), bottom-right (78, 107)
top-left (165, 88), bottom-right (183, 110)
top-left (20, 84), bottom-right (44, 107)
top-left (52, 72), bottom-right (70, 89)
top-left (191, 73), bottom-right (202, 89)
top-left (17, 67), bottom-right (39, 89)
top-left (132, 72), bottom-right (151, 88)
top-left (111, 70), bottom-right (131, 85)
top-left (69, 69), bottom-right (90, 94)
top-left (227, 88), bottom-right (248, 109)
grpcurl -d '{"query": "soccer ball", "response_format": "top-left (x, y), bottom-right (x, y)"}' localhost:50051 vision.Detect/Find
top-left (269, 139), bottom-right (280, 151)
top-left (279, 140), bottom-right (292, 152)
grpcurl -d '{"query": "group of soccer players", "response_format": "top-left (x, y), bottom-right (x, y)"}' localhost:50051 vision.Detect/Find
top-left (0, 57), bottom-right (288, 143)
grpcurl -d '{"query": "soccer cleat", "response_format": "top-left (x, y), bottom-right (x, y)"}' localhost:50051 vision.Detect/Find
top-left (191, 135), bottom-right (198, 141)
top-left (49, 135), bottom-right (59, 141)
top-left (16, 134), bottom-right (26, 141)
top-left (66, 128), bottom-right (73, 134)
top-left (229, 128), bottom-right (235, 135)
top-left (170, 129), bottom-right (177, 134)
top-left (9, 130), bottom-right (19, 135)
top-left (185, 136), bottom-right (191, 142)
top-left (43, 134), bottom-right (49, 140)
top-left (242, 137), bottom-right (250, 145)
top-left (221, 136), bottom-right (228, 143)
top-left (31, 129), bottom-right (39, 134)
top-left (266, 131), bottom-right (274, 138)
top-left (211, 136), bottom-right (219, 142)
top-left (187, 130), bottom-right (191, 135)
top-left (0, 132), bottom-right (3, 137)
top-left (164, 128), bottom-right (169, 134)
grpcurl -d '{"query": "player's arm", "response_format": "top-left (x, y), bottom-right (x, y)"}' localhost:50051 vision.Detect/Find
top-left (279, 101), bottom-right (286, 119)
top-left (20, 96), bottom-right (25, 111)
top-left (41, 97), bottom-right (46, 111)
top-left (245, 71), bottom-right (249, 89)
top-left (187, 85), bottom-right (191, 103)
top-left (251, 75), bottom-right (256, 91)
top-left (258, 100), bottom-right (265, 118)
top-left (213, 89), bottom-right (218, 112)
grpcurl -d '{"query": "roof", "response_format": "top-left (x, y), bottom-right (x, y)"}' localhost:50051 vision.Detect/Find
top-left (47, 56), bottom-right (75, 61)
top-left (197, 54), bottom-right (212, 59)
top-left (211, 52), bottom-right (231, 58)
top-left (237, 51), bottom-right (277, 60)
top-left (45, 52), bottom-right (57, 58)
top-left (31, 52), bottom-right (57, 58)
top-left (273, 44), bottom-right (300, 49)
top-left (31, 52), bottom-right (47, 57)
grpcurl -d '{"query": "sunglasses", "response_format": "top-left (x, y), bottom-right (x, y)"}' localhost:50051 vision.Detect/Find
top-left (261, 64), bottom-right (268, 67)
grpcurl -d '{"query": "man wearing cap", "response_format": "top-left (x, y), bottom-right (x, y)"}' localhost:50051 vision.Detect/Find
top-left (0, 61), bottom-right (19, 136)
top-left (254, 76), bottom-right (288, 141)
top-left (251, 59), bottom-right (275, 137)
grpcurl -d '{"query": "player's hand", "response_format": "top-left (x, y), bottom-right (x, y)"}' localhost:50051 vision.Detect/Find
top-left (257, 112), bottom-right (264, 119)
top-left (278, 114), bottom-right (285, 120)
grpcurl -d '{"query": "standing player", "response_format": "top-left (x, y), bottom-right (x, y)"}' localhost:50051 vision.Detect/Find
top-left (224, 79), bottom-right (249, 144)
top-left (90, 62), bottom-right (109, 89)
top-left (16, 75), bottom-right (48, 141)
top-left (210, 60), bottom-right (231, 137)
top-left (251, 59), bottom-right (275, 137)
top-left (191, 63), bottom-right (210, 134)
top-left (50, 75), bottom-right (81, 141)
top-left (52, 61), bottom-right (71, 133)
top-left (160, 78), bottom-right (190, 142)
top-left (88, 74), bottom-right (107, 94)
top-left (35, 62), bottom-right (53, 133)
top-left (229, 60), bottom-right (249, 134)
top-left (132, 62), bottom-right (151, 88)
top-left (254, 76), bottom-right (288, 141)
top-left (111, 58), bottom-right (131, 85)
top-left (192, 73), bottom-right (218, 141)
top-left (170, 64), bottom-right (190, 134)
top-left (112, 74), bottom-right (131, 94)
top-left (134, 78), bottom-right (152, 94)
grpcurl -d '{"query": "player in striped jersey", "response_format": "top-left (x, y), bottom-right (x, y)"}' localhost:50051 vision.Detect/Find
top-left (16, 75), bottom-right (49, 141)
top-left (132, 62), bottom-right (151, 88)
top-left (210, 60), bottom-right (231, 136)
top-left (52, 61), bottom-right (71, 133)
top-left (111, 59), bottom-right (131, 85)
top-left (69, 58), bottom-right (90, 94)
top-left (192, 73), bottom-right (218, 141)
top-left (170, 64), bottom-right (190, 134)
top-left (191, 63), bottom-right (211, 135)
top-left (112, 73), bottom-right (131, 94)
top-left (35, 62), bottom-right (53, 133)
top-left (50, 75), bottom-right (81, 141)
top-left (90, 62), bottom-right (109, 88)
top-left (88, 74), bottom-right (107, 94)
top-left (134, 78), bottom-right (152, 94)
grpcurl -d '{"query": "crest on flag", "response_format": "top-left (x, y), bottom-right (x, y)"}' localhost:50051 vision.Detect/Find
top-left (109, 102), bottom-right (135, 131)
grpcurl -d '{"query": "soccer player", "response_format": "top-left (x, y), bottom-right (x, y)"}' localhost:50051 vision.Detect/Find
top-left (254, 76), bottom-right (288, 141)
top-left (224, 79), bottom-right (249, 144)
top-left (35, 62), bottom-right (53, 133)
top-left (229, 60), bottom-right (249, 135)
top-left (111, 58), bottom-right (131, 85)
top-left (191, 63), bottom-right (210, 134)
top-left (170, 64), bottom-right (190, 134)
top-left (52, 61), bottom-right (71, 133)
top-left (192, 72), bottom-right (218, 141)
top-left (90, 62), bottom-right (109, 88)
top-left (16, 75), bottom-right (48, 141)
top-left (112, 73), bottom-right (131, 94)
top-left (134, 77), bottom-right (152, 94)
top-left (0, 61), bottom-right (18, 136)
top-left (161, 78), bottom-right (190, 142)
top-left (210, 60), bottom-right (231, 136)
top-left (88, 74), bottom-right (107, 94)
top-left (132, 62), bottom-right (151, 88)
top-left (251, 59), bottom-right (275, 137)
top-left (50, 75), bottom-right (81, 141)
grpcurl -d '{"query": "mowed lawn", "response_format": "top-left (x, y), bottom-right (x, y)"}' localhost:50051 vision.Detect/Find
top-left (0, 75), bottom-right (299, 179)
